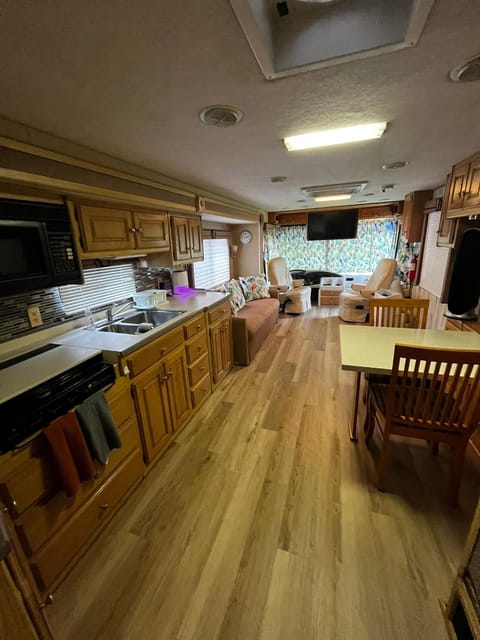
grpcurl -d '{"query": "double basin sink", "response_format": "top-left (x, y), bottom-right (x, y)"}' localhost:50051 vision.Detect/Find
top-left (95, 309), bottom-right (186, 335)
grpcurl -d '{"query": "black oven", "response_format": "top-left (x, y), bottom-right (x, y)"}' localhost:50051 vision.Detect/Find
top-left (0, 198), bottom-right (83, 296)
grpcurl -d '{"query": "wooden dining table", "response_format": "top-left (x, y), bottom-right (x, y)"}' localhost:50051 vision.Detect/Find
top-left (339, 324), bottom-right (480, 441)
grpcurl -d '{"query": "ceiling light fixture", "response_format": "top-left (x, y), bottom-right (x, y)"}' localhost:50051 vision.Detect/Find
top-left (314, 194), bottom-right (352, 203)
top-left (284, 122), bottom-right (387, 151)
top-left (270, 176), bottom-right (287, 182)
top-left (199, 105), bottom-right (243, 127)
top-left (450, 56), bottom-right (480, 82)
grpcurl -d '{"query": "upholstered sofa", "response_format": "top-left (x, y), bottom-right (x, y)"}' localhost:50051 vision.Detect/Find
top-left (221, 276), bottom-right (280, 366)
top-left (231, 297), bottom-right (280, 365)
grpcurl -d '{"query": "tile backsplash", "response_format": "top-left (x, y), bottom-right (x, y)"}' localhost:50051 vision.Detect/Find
top-left (0, 287), bottom-right (66, 343)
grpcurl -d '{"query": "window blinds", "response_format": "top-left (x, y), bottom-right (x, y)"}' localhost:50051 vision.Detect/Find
top-left (59, 265), bottom-right (136, 315)
top-left (193, 239), bottom-right (230, 289)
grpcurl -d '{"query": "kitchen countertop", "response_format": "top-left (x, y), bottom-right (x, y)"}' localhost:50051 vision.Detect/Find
top-left (51, 289), bottom-right (229, 361)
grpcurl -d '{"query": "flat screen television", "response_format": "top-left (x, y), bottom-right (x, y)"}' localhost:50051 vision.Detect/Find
top-left (307, 209), bottom-right (359, 241)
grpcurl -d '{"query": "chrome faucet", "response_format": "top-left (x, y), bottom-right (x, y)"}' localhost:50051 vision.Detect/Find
top-left (106, 301), bottom-right (133, 323)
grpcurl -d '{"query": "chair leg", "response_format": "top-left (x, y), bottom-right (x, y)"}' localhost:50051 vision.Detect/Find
top-left (448, 446), bottom-right (466, 507)
top-left (376, 434), bottom-right (391, 490)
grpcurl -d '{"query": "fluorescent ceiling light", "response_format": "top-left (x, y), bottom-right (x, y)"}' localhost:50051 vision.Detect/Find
top-left (314, 194), bottom-right (352, 203)
top-left (284, 122), bottom-right (387, 151)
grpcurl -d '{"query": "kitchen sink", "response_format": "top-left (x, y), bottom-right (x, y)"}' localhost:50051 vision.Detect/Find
top-left (120, 309), bottom-right (186, 325)
top-left (93, 308), bottom-right (185, 335)
top-left (97, 323), bottom-right (147, 335)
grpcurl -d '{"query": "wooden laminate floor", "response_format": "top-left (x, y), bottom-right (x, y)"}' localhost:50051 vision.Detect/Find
top-left (48, 307), bottom-right (480, 640)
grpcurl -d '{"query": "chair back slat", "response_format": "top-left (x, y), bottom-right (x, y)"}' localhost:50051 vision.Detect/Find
top-left (369, 298), bottom-right (429, 329)
top-left (387, 345), bottom-right (480, 436)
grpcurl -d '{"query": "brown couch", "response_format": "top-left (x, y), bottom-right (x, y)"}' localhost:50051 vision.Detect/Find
top-left (231, 297), bottom-right (280, 365)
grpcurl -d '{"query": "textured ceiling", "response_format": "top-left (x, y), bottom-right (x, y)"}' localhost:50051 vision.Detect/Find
top-left (0, 0), bottom-right (479, 212)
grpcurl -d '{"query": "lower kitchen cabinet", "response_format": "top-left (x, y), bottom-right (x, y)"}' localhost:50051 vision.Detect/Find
top-left (131, 344), bottom-right (191, 465)
top-left (183, 313), bottom-right (212, 408)
top-left (0, 373), bottom-right (144, 597)
top-left (208, 300), bottom-right (233, 386)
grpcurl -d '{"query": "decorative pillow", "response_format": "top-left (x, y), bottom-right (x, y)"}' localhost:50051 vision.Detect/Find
top-left (239, 275), bottom-right (271, 301)
top-left (223, 279), bottom-right (246, 313)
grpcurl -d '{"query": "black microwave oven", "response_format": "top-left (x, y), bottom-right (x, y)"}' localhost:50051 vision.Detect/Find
top-left (0, 198), bottom-right (83, 296)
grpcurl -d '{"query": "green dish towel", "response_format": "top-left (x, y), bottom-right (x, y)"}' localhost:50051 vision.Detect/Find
top-left (76, 391), bottom-right (122, 464)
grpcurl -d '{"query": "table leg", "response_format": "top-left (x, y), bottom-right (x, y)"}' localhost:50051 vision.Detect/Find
top-left (350, 371), bottom-right (361, 442)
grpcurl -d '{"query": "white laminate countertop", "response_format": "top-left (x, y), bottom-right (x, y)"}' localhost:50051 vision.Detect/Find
top-left (51, 290), bottom-right (229, 360)
top-left (0, 344), bottom-right (103, 403)
top-left (340, 325), bottom-right (480, 374)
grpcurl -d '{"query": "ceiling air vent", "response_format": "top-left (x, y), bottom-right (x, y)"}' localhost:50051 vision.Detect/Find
top-left (301, 181), bottom-right (368, 198)
top-left (199, 105), bottom-right (243, 127)
top-left (450, 56), bottom-right (480, 82)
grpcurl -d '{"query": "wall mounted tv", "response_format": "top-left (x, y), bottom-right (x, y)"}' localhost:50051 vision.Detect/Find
top-left (307, 209), bottom-right (359, 241)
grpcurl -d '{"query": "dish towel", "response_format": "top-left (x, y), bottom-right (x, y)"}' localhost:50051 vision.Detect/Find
top-left (76, 391), bottom-right (122, 465)
top-left (44, 413), bottom-right (96, 497)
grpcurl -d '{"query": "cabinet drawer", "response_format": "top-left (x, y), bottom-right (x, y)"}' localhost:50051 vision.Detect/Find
top-left (31, 448), bottom-right (143, 591)
top-left (16, 418), bottom-right (142, 556)
top-left (191, 375), bottom-right (212, 408)
top-left (125, 327), bottom-right (183, 377)
top-left (183, 313), bottom-right (206, 340)
top-left (188, 353), bottom-right (210, 387)
top-left (185, 332), bottom-right (209, 364)
top-left (207, 300), bottom-right (231, 325)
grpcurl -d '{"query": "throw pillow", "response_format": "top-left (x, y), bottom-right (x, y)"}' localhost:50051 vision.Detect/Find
top-left (223, 279), bottom-right (246, 313)
top-left (239, 275), bottom-right (271, 301)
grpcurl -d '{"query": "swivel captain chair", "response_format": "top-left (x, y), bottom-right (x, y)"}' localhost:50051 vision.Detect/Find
top-left (267, 257), bottom-right (312, 314)
top-left (339, 258), bottom-right (397, 322)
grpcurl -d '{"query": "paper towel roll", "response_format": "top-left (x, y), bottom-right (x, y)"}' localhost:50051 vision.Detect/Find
top-left (172, 270), bottom-right (189, 288)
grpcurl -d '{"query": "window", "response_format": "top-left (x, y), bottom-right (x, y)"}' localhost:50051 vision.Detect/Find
top-left (192, 238), bottom-right (230, 289)
top-left (59, 264), bottom-right (136, 315)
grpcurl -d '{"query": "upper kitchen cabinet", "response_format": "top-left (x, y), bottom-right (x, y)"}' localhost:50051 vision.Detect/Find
top-left (72, 202), bottom-right (170, 257)
top-left (171, 215), bottom-right (204, 263)
top-left (402, 190), bottom-right (432, 242)
top-left (436, 175), bottom-right (458, 248)
top-left (445, 152), bottom-right (480, 218)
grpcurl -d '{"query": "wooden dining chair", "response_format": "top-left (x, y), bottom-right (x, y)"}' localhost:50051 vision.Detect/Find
top-left (362, 297), bottom-right (431, 405)
top-left (364, 344), bottom-right (480, 505)
top-left (369, 297), bottom-right (429, 329)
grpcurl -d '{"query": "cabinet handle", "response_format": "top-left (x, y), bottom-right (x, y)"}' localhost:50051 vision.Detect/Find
top-left (200, 367), bottom-right (205, 372)
top-left (167, 370), bottom-right (173, 377)
top-left (160, 347), bottom-right (167, 355)
top-left (137, 228), bottom-right (143, 233)
top-left (195, 325), bottom-right (201, 330)
top-left (99, 503), bottom-right (109, 510)
top-left (160, 375), bottom-right (169, 382)
top-left (40, 594), bottom-right (54, 608)
top-left (197, 345), bottom-right (202, 351)
top-left (3, 499), bottom-right (17, 512)
top-left (129, 227), bottom-right (136, 233)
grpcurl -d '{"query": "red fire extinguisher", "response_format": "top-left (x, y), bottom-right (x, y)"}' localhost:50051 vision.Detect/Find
top-left (408, 255), bottom-right (418, 282)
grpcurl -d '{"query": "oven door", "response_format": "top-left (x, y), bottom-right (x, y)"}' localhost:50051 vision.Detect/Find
top-left (0, 219), bottom-right (54, 295)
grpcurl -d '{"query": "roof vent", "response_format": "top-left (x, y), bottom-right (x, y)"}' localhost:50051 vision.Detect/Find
top-left (450, 56), bottom-right (480, 82)
top-left (199, 105), bottom-right (243, 127)
top-left (301, 181), bottom-right (368, 198)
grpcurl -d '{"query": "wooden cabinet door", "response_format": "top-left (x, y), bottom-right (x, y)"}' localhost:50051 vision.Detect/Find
top-left (132, 363), bottom-right (172, 463)
top-left (133, 212), bottom-right (170, 250)
top-left (464, 154), bottom-right (480, 211)
top-left (221, 318), bottom-right (233, 374)
top-left (209, 322), bottom-right (226, 385)
top-left (209, 318), bottom-right (232, 385)
top-left (188, 218), bottom-right (204, 260)
top-left (171, 216), bottom-right (191, 261)
top-left (437, 174), bottom-right (457, 248)
top-left (77, 205), bottom-right (136, 252)
top-left (447, 161), bottom-right (470, 213)
top-left (164, 347), bottom-right (191, 432)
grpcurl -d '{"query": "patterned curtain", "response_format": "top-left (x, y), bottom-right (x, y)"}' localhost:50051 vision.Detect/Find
top-left (265, 219), bottom-right (398, 273)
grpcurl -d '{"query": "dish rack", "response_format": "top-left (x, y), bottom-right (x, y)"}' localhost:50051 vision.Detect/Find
top-left (133, 289), bottom-right (168, 309)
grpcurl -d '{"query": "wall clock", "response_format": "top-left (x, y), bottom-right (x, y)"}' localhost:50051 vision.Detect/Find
top-left (240, 230), bottom-right (253, 244)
